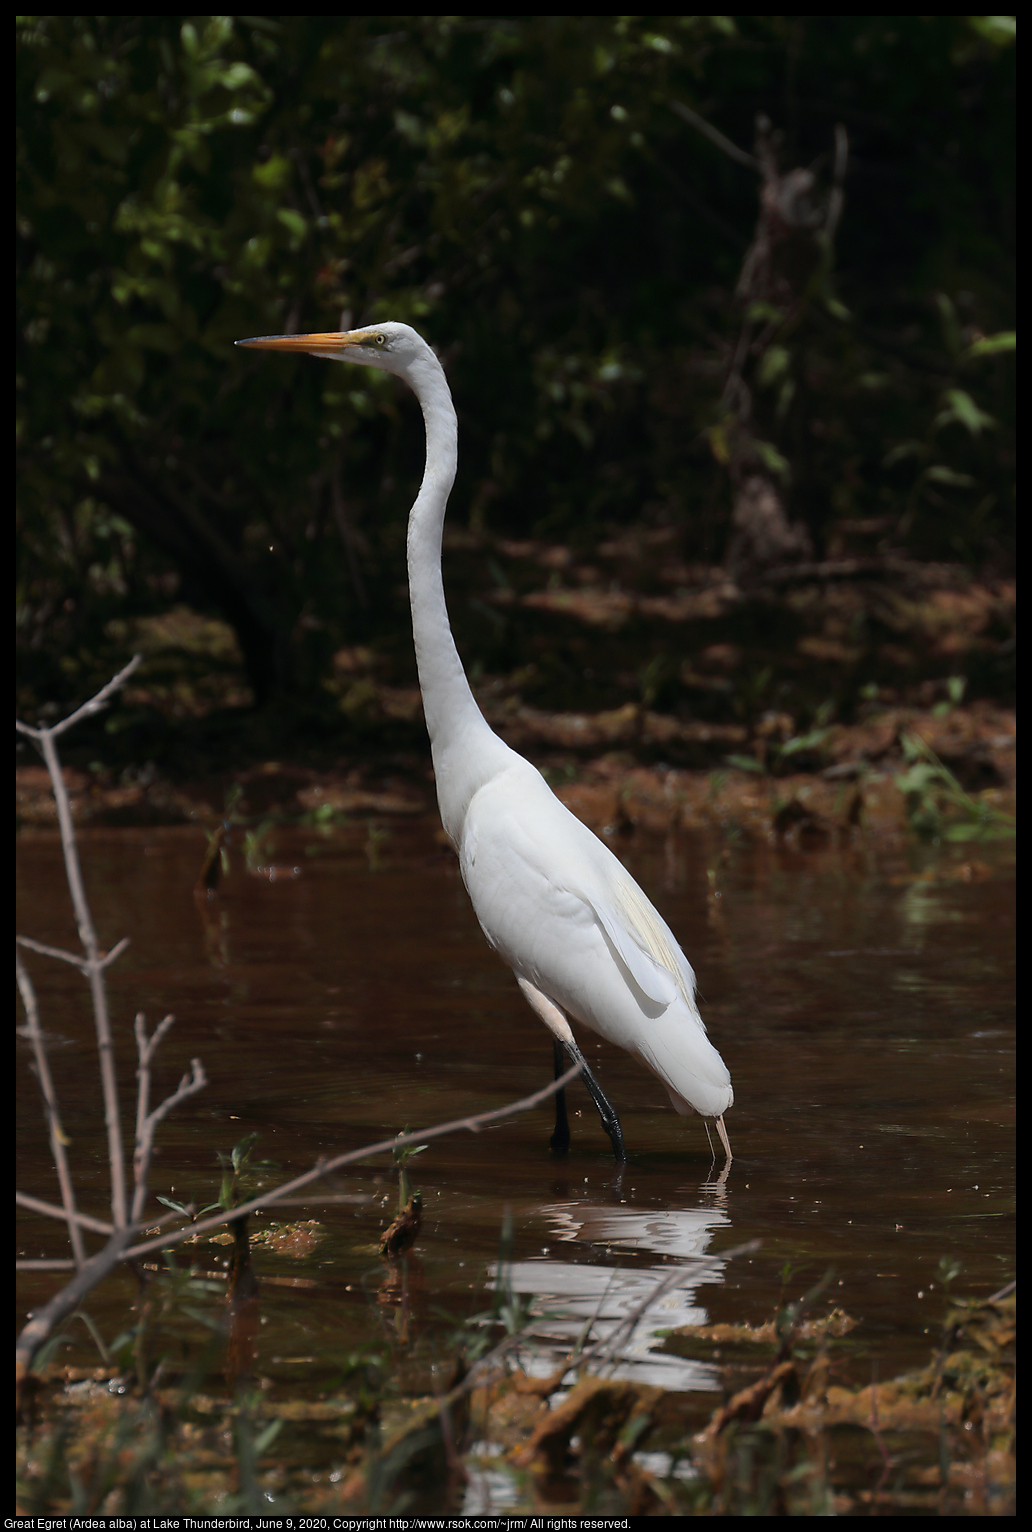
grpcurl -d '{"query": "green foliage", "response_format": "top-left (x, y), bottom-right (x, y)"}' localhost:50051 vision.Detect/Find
top-left (897, 729), bottom-right (1015, 841)
top-left (18, 17), bottom-right (1014, 710)
top-left (391, 1130), bottom-right (428, 1211)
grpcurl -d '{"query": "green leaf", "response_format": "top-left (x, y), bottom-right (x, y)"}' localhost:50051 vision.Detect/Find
top-left (779, 727), bottom-right (829, 758)
top-left (156, 1196), bottom-right (193, 1217)
top-left (753, 439), bottom-right (790, 479)
top-left (883, 440), bottom-right (924, 468)
top-left (895, 764), bottom-right (941, 794)
top-left (925, 465), bottom-right (976, 487)
top-left (253, 1417), bottom-right (285, 1457)
top-left (966, 16), bottom-right (1016, 48)
top-left (939, 388), bottom-right (996, 436)
top-left (964, 329), bottom-right (1016, 359)
top-left (943, 822), bottom-right (984, 841)
top-left (757, 345), bottom-right (790, 389)
top-left (276, 208), bottom-right (307, 242)
top-left (725, 753), bottom-right (764, 774)
top-left (745, 301), bottom-right (783, 324)
top-left (252, 155), bottom-right (291, 191)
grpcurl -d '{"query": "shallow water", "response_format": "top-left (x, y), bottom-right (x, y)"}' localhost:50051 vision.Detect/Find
top-left (17, 819), bottom-right (1014, 1404)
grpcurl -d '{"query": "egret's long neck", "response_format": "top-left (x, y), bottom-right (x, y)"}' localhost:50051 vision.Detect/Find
top-left (404, 353), bottom-right (510, 835)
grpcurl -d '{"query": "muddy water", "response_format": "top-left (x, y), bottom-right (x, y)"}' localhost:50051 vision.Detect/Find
top-left (17, 820), bottom-right (1014, 1405)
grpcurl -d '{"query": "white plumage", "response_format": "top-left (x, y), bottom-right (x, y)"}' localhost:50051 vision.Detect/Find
top-left (237, 320), bottom-right (733, 1162)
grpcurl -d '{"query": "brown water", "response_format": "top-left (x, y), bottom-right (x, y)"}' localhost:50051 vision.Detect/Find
top-left (17, 820), bottom-right (1014, 1409)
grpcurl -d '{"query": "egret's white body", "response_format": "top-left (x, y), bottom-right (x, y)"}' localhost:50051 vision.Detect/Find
top-left (238, 321), bottom-right (733, 1161)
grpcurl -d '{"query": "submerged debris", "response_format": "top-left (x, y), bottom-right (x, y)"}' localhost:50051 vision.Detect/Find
top-left (379, 1192), bottom-right (423, 1259)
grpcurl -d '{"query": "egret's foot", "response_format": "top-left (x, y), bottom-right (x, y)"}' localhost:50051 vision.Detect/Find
top-left (561, 1038), bottom-right (628, 1163)
top-left (550, 1123), bottom-right (571, 1155)
top-left (601, 1112), bottom-right (627, 1163)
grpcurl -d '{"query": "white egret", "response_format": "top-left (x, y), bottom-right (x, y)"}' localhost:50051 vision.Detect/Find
top-left (237, 322), bottom-right (733, 1163)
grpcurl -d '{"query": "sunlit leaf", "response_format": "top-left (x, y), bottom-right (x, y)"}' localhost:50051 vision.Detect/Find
top-left (966, 15), bottom-right (1016, 47)
top-left (964, 330), bottom-right (1016, 359)
top-left (938, 389), bottom-right (996, 436)
top-left (754, 440), bottom-right (790, 479)
top-left (725, 753), bottom-right (764, 774)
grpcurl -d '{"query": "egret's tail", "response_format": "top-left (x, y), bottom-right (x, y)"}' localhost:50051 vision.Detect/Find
top-left (637, 1006), bottom-right (733, 1120)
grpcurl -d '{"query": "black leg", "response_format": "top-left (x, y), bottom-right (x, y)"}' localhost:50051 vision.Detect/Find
top-left (550, 1038), bottom-right (570, 1154)
top-left (560, 1036), bottom-right (627, 1162)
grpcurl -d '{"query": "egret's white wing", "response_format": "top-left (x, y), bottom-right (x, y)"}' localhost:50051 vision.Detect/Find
top-left (584, 887), bottom-right (680, 1007)
top-left (461, 763), bottom-right (696, 1014)
top-left (590, 873), bottom-right (699, 1012)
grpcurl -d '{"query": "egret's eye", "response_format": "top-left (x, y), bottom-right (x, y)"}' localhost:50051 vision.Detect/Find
top-left (374, 334), bottom-right (386, 346)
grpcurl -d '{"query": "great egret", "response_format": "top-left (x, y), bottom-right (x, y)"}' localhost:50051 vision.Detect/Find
top-left (237, 322), bottom-right (733, 1163)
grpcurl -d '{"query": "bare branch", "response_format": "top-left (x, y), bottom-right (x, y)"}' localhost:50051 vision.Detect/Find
top-left (15, 661), bottom-right (211, 1387)
top-left (15, 933), bottom-right (130, 973)
top-left (16, 1191), bottom-right (113, 1236)
top-left (17, 1227), bottom-right (136, 1384)
top-left (131, 1057), bottom-right (208, 1225)
top-left (16, 954), bottom-right (87, 1267)
top-left (99, 936), bottom-right (132, 970)
top-left (16, 935), bottom-right (89, 971)
top-left (133, 1012), bottom-right (176, 1152)
top-left (16, 654), bottom-right (143, 741)
top-left (18, 718), bottom-right (130, 1226)
top-left (136, 1012), bottom-right (176, 1069)
top-left (670, 100), bottom-right (759, 170)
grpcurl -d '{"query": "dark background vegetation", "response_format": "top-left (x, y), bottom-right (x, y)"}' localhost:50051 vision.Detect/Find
top-left (17, 16), bottom-right (1015, 769)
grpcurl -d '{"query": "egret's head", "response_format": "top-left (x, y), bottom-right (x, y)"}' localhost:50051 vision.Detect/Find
top-left (236, 320), bottom-right (432, 380)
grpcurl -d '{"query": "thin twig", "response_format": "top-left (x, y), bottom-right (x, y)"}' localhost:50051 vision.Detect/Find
top-left (133, 1012), bottom-right (176, 1162)
top-left (15, 654), bottom-right (143, 742)
top-left (131, 1055), bottom-right (208, 1226)
top-left (11, 962), bottom-right (88, 1267)
top-left (18, 667), bottom-right (145, 1228)
top-left (670, 100), bottom-right (760, 170)
top-left (16, 1191), bottom-right (113, 1236)
top-left (17, 1227), bottom-right (137, 1382)
top-left (16, 934), bottom-right (90, 970)
top-left (16, 933), bottom-right (131, 971)
top-left (15, 659), bottom-right (212, 1391)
